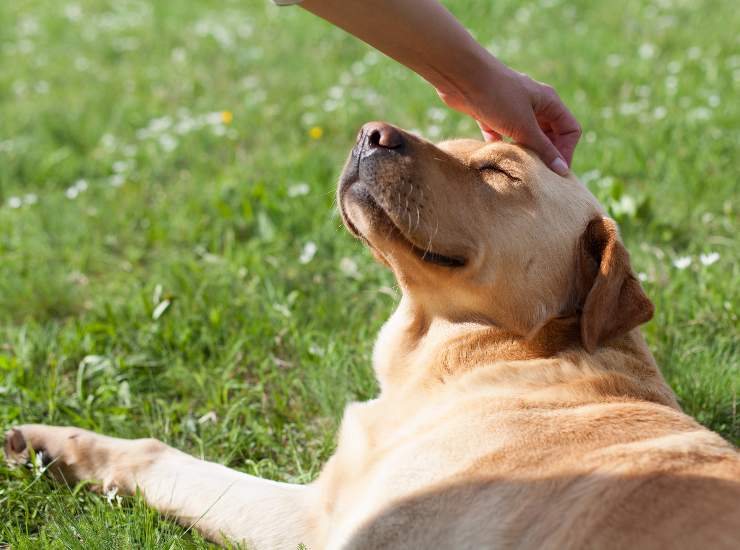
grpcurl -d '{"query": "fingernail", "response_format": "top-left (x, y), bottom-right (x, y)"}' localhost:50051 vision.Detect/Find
top-left (549, 157), bottom-right (569, 176)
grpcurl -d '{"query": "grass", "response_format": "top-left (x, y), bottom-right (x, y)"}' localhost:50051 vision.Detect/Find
top-left (0, 0), bottom-right (737, 547)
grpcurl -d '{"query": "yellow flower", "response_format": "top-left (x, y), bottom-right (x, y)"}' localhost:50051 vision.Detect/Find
top-left (221, 111), bottom-right (233, 125)
top-left (308, 126), bottom-right (323, 140)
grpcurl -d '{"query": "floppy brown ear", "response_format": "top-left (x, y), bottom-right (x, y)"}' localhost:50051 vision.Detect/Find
top-left (577, 217), bottom-right (654, 352)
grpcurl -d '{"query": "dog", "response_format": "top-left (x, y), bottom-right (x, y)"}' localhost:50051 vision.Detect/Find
top-left (5, 122), bottom-right (740, 549)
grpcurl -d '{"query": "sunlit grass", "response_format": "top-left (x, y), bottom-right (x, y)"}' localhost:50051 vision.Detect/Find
top-left (1, 0), bottom-right (738, 546)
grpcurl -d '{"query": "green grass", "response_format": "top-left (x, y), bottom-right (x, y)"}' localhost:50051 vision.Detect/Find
top-left (1, 0), bottom-right (738, 546)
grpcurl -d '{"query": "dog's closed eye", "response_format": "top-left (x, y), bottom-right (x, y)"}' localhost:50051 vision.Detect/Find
top-left (478, 164), bottom-right (520, 182)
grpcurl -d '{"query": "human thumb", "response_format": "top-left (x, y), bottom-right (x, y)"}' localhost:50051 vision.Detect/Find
top-left (521, 125), bottom-right (569, 176)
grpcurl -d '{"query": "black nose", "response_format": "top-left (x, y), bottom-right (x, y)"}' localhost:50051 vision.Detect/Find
top-left (361, 121), bottom-right (404, 150)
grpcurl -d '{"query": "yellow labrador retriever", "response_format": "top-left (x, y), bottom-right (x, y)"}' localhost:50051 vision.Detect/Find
top-left (5, 123), bottom-right (740, 549)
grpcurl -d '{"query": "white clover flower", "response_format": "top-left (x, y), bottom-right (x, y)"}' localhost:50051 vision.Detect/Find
top-left (619, 102), bottom-right (646, 116)
top-left (112, 161), bottom-right (130, 173)
top-left (301, 112), bottom-right (318, 126)
top-left (171, 48), bottom-right (186, 64)
top-left (65, 187), bottom-right (79, 199)
top-left (101, 133), bottom-right (117, 149)
top-left (673, 256), bottom-right (692, 270)
top-left (665, 76), bottom-right (679, 93)
top-left (362, 89), bottom-right (380, 105)
top-left (606, 54), bottom-right (622, 67)
top-left (699, 252), bottom-right (720, 266)
top-left (636, 85), bottom-right (651, 98)
top-left (687, 46), bottom-right (701, 59)
top-left (158, 134), bottom-right (177, 152)
top-left (688, 107), bottom-right (711, 121)
top-left (515, 6), bottom-right (532, 23)
top-left (504, 39), bottom-right (522, 54)
top-left (308, 343), bottom-right (325, 357)
top-left (74, 56), bottom-right (90, 71)
top-left (427, 108), bottom-right (447, 121)
top-left (299, 241), bottom-right (317, 264)
top-left (653, 106), bottom-right (667, 119)
top-left (288, 182), bottom-right (310, 197)
top-left (427, 125), bottom-right (441, 138)
top-left (110, 174), bottom-right (125, 187)
top-left (363, 51), bottom-right (380, 65)
top-left (580, 169), bottom-right (601, 185)
top-left (24, 193), bottom-right (38, 205)
top-left (205, 112), bottom-right (223, 125)
top-left (198, 411), bottom-right (218, 424)
top-left (241, 75), bottom-right (260, 89)
top-left (105, 486), bottom-right (119, 504)
top-left (639, 43), bottom-right (656, 59)
top-left (8, 197), bottom-right (23, 209)
top-left (667, 60), bottom-right (682, 73)
top-left (149, 116), bottom-right (172, 132)
top-left (340, 257), bottom-right (359, 278)
top-left (597, 176), bottom-right (614, 189)
top-left (237, 21), bottom-right (254, 39)
top-left (19, 17), bottom-right (40, 36)
top-left (175, 118), bottom-right (197, 135)
top-left (74, 179), bottom-right (88, 192)
top-left (322, 99), bottom-right (339, 112)
top-left (32, 450), bottom-right (47, 476)
top-left (250, 89), bottom-right (267, 103)
top-left (64, 4), bottom-right (83, 21)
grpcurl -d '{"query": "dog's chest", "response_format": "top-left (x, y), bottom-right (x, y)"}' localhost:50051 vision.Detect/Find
top-left (318, 396), bottom-right (521, 513)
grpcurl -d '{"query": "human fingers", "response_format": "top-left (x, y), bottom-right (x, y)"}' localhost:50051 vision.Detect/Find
top-left (516, 115), bottom-right (570, 176)
top-left (476, 120), bottom-right (502, 142)
top-left (534, 85), bottom-right (582, 166)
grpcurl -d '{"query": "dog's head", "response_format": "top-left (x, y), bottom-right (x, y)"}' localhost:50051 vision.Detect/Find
top-left (338, 122), bottom-right (653, 352)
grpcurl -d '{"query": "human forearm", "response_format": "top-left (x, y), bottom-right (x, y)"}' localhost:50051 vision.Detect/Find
top-left (299, 0), bottom-right (498, 100)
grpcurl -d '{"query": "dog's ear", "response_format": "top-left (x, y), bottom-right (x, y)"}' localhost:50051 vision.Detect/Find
top-left (577, 216), bottom-right (654, 352)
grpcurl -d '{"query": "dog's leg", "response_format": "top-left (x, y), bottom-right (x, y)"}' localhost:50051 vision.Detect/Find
top-left (4, 425), bottom-right (320, 549)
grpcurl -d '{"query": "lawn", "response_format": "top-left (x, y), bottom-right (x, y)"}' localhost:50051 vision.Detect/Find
top-left (1, 0), bottom-right (738, 547)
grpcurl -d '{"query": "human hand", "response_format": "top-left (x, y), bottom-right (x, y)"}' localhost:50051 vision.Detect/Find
top-left (436, 59), bottom-right (581, 176)
top-left (298, 0), bottom-right (580, 174)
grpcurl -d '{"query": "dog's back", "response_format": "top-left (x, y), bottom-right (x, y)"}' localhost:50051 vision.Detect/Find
top-left (318, 328), bottom-right (740, 549)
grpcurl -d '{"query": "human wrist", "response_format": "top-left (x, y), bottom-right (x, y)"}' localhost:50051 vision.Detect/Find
top-left (432, 39), bottom-right (507, 111)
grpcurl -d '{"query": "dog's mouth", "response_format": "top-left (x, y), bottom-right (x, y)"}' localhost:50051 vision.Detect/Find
top-left (339, 180), bottom-right (466, 269)
top-left (407, 238), bottom-right (467, 268)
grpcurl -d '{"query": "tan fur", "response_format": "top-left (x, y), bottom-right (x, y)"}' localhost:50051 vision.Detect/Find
top-left (5, 123), bottom-right (739, 549)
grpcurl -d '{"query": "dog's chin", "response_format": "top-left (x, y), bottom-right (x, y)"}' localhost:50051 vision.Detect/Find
top-left (340, 180), bottom-right (466, 269)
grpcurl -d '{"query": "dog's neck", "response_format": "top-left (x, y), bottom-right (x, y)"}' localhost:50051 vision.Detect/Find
top-left (372, 297), bottom-right (679, 409)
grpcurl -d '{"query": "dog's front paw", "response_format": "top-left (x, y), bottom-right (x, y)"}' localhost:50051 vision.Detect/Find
top-left (4, 425), bottom-right (108, 486)
top-left (4, 424), bottom-right (168, 493)
top-left (4, 427), bottom-right (31, 465)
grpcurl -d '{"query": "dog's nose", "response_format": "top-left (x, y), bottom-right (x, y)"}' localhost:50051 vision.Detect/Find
top-left (361, 122), bottom-right (404, 150)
